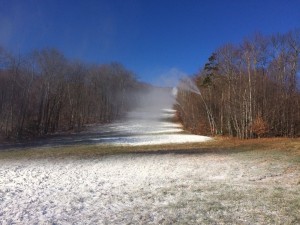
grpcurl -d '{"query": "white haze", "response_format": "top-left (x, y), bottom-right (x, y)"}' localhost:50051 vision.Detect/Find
top-left (102, 87), bottom-right (211, 146)
top-left (156, 67), bottom-right (188, 87)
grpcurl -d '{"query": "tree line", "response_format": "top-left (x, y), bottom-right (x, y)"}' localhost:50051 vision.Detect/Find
top-left (0, 48), bottom-right (145, 140)
top-left (176, 30), bottom-right (300, 138)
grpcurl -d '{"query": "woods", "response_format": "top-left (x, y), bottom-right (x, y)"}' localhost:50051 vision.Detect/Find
top-left (0, 48), bottom-right (143, 140)
top-left (176, 30), bottom-right (300, 138)
top-left (1, 30), bottom-right (300, 140)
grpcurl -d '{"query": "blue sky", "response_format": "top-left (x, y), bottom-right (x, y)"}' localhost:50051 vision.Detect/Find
top-left (1, 0), bottom-right (299, 85)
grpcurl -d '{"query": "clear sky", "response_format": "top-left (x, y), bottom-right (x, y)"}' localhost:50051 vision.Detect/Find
top-left (1, 0), bottom-right (300, 85)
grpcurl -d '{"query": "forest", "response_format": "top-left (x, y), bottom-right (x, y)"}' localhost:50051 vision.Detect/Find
top-left (176, 30), bottom-right (300, 138)
top-left (1, 30), bottom-right (300, 141)
top-left (0, 48), bottom-right (146, 140)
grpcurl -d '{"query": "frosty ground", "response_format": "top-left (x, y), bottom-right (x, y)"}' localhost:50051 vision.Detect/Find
top-left (0, 106), bottom-right (299, 224)
top-left (1, 143), bottom-right (299, 224)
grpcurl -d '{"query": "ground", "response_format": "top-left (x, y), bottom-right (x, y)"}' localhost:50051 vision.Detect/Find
top-left (0, 139), bottom-right (299, 224)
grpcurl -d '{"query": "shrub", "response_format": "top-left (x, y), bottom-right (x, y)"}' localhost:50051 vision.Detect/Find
top-left (252, 114), bottom-right (269, 138)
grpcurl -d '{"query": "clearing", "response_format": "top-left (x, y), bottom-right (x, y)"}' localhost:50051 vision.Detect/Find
top-left (0, 100), bottom-right (299, 224)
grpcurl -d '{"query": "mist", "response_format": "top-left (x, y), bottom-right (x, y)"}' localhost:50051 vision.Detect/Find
top-left (124, 86), bottom-right (177, 131)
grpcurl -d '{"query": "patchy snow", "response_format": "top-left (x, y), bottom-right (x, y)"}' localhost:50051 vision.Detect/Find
top-left (1, 153), bottom-right (299, 224)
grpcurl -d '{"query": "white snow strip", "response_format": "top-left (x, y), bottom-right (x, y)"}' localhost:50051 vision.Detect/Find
top-left (86, 107), bottom-right (212, 146)
top-left (90, 134), bottom-right (212, 146)
top-left (113, 134), bottom-right (212, 146)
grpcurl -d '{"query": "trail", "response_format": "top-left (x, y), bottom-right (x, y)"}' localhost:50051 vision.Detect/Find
top-left (0, 88), bottom-right (211, 150)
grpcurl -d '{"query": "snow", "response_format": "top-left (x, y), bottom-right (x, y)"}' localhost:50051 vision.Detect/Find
top-left (1, 153), bottom-right (298, 224)
top-left (0, 155), bottom-right (222, 224)
top-left (93, 108), bottom-right (212, 146)
top-left (91, 134), bottom-right (211, 146)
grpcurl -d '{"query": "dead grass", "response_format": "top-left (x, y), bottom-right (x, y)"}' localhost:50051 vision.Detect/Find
top-left (0, 137), bottom-right (299, 160)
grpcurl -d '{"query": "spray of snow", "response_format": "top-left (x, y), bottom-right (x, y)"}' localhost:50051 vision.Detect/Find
top-left (177, 77), bottom-right (201, 95)
top-left (100, 87), bottom-right (211, 146)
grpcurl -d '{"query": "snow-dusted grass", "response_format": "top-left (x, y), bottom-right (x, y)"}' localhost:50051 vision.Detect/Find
top-left (1, 144), bottom-right (299, 224)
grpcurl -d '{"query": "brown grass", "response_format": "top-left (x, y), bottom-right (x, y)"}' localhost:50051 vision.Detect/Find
top-left (0, 137), bottom-right (299, 160)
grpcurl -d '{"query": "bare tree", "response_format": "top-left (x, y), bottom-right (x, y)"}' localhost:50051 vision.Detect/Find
top-left (176, 30), bottom-right (300, 138)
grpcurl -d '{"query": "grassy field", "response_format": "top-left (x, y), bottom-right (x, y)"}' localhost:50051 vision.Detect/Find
top-left (1, 137), bottom-right (299, 159)
top-left (0, 138), bottom-right (299, 224)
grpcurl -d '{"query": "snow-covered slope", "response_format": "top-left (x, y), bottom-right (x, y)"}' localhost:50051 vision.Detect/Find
top-left (98, 108), bottom-right (212, 146)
